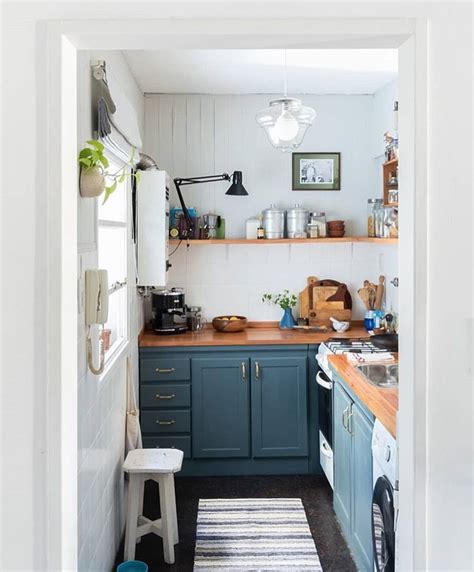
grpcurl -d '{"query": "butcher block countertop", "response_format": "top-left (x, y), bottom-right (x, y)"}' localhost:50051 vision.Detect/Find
top-left (328, 354), bottom-right (398, 438)
top-left (139, 323), bottom-right (369, 348)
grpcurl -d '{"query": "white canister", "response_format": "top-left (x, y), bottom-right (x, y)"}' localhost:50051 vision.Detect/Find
top-left (246, 217), bottom-right (260, 240)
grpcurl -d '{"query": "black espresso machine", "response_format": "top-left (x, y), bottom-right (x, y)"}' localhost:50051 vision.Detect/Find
top-left (152, 288), bottom-right (188, 335)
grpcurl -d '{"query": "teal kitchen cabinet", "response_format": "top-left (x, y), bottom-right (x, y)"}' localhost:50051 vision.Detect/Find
top-left (333, 379), bottom-right (374, 572)
top-left (140, 344), bottom-right (314, 476)
top-left (351, 402), bottom-right (375, 571)
top-left (333, 381), bottom-right (353, 533)
top-left (251, 356), bottom-right (308, 457)
top-left (192, 357), bottom-right (250, 458)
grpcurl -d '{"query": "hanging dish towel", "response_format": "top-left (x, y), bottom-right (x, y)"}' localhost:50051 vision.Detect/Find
top-left (125, 355), bottom-right (143, 454)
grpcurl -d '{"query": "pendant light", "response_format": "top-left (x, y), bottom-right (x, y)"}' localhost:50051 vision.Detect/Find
top-left (256, 51), bottom-right (316, 152)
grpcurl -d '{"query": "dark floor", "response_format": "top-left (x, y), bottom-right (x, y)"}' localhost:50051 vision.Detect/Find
top-left (116, 475), bottom-right (356, 572)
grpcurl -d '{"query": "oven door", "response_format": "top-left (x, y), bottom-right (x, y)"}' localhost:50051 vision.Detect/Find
top-left (316, 369), bottom-right (333, 449)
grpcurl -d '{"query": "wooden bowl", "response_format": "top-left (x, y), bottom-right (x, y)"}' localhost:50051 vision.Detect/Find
top-left (212, 315), bottom-right (248, 333)
top-left (327, 220), bottom-right (345, 229)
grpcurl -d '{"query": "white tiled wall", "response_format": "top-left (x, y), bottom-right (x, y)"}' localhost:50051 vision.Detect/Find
top-left (77, 51), bottom-right (145, 571)
top-left (167, 242), bottom-right (399, 321)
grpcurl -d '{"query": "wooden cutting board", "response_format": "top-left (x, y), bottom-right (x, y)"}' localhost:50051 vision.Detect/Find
top-left (299, 276), bottom-right (318, 319)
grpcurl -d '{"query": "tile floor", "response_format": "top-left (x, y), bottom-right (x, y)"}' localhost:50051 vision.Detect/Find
top-left (115, 474), bottom-right (356, 572)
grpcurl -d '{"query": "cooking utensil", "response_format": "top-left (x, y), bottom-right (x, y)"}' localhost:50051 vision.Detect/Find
top-left (375, 275), bottom-right (385, 310)
top-left (370, 333), bottom-right (398, 352)
top-left (313, 279), bottom-right (352, 309)
top-left (358, 288), bottom-right (371, 310)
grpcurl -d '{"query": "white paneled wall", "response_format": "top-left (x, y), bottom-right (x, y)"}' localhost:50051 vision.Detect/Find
top-left (144, 94), bottom-right (375, 237)
top-left (147, 90), bottom-right (399, 321)
top-left (167, 242), bottom-right (399, 321)
top-left (77, 51), bottom-right (145, 571)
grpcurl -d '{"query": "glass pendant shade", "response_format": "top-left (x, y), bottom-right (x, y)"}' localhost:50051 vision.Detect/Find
top-left (256, 98), bottom-right (316, 152)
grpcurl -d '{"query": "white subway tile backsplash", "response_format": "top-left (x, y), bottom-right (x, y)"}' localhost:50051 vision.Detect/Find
top-left (171, 242), bottom-right (398, 321)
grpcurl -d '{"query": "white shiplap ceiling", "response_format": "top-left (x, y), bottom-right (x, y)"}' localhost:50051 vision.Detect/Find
top-left (123, 49), bottom-right (398, 95)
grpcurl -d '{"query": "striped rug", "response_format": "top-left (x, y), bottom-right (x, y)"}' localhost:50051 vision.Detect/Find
top-left (193, 498), bottom-right (323, 571)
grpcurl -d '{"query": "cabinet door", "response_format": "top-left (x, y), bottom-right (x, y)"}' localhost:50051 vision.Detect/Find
top-left (351, 403), bottom-right (374, 571)
top-left (333, 382), bottom-right (353, 536)
top-left (251, 356), bottom-right (308, 458)
top-left (192, 357), bottom-right (250, 458)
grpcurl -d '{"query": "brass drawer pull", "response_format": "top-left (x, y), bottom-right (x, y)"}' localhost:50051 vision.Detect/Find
top-left (156, 367), bottom-right (176, 374)
top-left (156, 420), bottom-right (176, 425)
top-left (155, 393), bottom-right (176, 400)
top-left (241, 361), bottom-right (247, 382)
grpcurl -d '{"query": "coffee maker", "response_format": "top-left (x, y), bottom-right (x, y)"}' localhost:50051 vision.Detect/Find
top-left (152, 288), bottom-right (188, 335)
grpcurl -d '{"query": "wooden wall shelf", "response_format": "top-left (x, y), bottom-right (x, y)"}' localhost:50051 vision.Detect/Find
top-left (170, 237), bottom-right (398, 245)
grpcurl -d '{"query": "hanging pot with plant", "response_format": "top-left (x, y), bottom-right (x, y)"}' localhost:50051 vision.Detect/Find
top-left (78, 139), bottom-right (140, 202)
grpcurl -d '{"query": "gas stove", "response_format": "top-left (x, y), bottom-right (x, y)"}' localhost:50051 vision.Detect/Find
top-left (317, 337), bottom-right (386, 378)
top-left (322, 338), bottom-right (387, 355)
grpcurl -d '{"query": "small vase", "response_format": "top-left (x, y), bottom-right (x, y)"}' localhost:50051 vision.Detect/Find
top-left (279, 307), bottom-right (296, 329)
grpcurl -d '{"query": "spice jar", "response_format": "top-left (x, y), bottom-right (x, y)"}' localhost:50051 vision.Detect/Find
top-left (374, 199), bottom-right (385, 238)
top-left (367, 199), bottom-right (376, 237)
top-left (308, 212), bottom-right (327, 238)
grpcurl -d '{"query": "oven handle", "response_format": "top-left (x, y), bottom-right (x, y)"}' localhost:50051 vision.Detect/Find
top-left (320, 440), bottom-right (333, 458)
top-left (316, 370), bottom-right (333, 390)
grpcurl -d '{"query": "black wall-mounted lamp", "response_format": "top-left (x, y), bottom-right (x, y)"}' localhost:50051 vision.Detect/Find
top-left (173, 171), bottom-right (248, 238)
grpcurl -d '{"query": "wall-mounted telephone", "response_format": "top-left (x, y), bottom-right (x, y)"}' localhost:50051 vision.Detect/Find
top-left (85, 269), bottom-right (109, 375)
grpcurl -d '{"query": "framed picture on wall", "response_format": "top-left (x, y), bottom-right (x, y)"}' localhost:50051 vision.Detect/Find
top-left (292, 152), bottom-right (341, 191)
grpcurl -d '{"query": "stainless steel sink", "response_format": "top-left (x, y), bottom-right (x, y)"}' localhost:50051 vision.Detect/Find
top-left (356, 364), bottom-right (399, 388)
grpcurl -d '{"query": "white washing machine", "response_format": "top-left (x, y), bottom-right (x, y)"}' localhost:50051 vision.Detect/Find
top-left (371, 420), bottom-right (398, 572)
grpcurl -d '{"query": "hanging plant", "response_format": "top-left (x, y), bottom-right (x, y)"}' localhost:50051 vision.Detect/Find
top-left (78, 140), bottom-right (140, 203)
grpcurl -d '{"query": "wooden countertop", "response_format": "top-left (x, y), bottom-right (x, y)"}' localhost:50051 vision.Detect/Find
top-left (139, 324), bottom-right (369, 348)
top-left (328, 355), bottom-right (398, 438)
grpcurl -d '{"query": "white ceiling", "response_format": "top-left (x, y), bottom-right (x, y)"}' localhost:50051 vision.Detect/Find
top-left (123, 49), bottom-right (398, 95)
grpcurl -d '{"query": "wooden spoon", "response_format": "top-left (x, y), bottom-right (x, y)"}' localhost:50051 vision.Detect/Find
top-left (375, 275), bottom-right (385, 310)
top-left (358, 287), bottom-right (371, 310)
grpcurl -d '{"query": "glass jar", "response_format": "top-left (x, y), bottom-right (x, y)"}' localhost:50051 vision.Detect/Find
top-left (308, 212), bottom-right (327, 238)
top-left (374, 199), bottom-right (385, 238)
top-left (367, 199), bottom-right (376, 237)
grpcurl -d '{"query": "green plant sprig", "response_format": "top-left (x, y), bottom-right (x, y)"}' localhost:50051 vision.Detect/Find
top-left (262, 289), bottom-right (298, 310)
top-left (78, 139), bottom-right (141, 203)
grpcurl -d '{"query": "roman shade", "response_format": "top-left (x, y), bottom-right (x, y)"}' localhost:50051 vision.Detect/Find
top-left (93, 60), bottom-right (142, 163)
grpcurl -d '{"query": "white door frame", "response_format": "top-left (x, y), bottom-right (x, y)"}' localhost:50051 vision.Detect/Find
top-left (43, 15), bottom-right (427, 572)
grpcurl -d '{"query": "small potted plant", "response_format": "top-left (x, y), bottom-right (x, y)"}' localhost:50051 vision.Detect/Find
top-left (262, 289), bottom-right (298, 329)
top-left (78, 139), bottom-right (140, 203)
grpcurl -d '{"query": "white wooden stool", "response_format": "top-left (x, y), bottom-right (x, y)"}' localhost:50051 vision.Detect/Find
top-left (123, 448), bottom-right (183, 564)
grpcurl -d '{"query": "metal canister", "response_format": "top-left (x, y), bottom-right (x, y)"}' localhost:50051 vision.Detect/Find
top-left (286, 204), bottom-right (308, 238)
top-left (262, 204), bottom-right (285, 239)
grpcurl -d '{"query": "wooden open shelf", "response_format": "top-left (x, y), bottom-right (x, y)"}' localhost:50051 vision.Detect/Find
top-left (170, 237), bottom-right (398, 245)
top-left (383, 158), bottom-right (399, 206)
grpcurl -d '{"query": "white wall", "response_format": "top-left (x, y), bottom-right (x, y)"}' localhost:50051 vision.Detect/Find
top-left (147, 92), bottom-right (399, 319)
top-left (145, 93), bottom-right (375, 237)
top-left (371, 79), bottom-right (398, 194)
top-left (0, 4), bottom-right (472, 572)
top-left (76, 50), bottom-right (145, 571)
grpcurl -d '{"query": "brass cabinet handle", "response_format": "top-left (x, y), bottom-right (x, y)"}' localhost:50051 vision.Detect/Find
top-left (155, 393), bottom-right (176, 400)
top-left (241, 361), bottom-right (247, 382)
top-left (155, 367), bottom-right (175, 374)
top-left (156, 420), bottom-right (175, 425)
top-left (255, 361), bottom-right (261, 380)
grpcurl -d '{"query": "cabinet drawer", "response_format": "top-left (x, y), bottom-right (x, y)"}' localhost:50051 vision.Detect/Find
top-left (140, 358), bottom-right (190, 382)
top-left (143, 436), bottom-right (191, 459)
top-left (141, 410), bottom-right (191, 434)
top-left (141, 384), bottom-right (190, 408)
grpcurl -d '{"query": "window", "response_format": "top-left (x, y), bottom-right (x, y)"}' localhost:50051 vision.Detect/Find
top-left (97, 157), bottom-right (129, 362)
